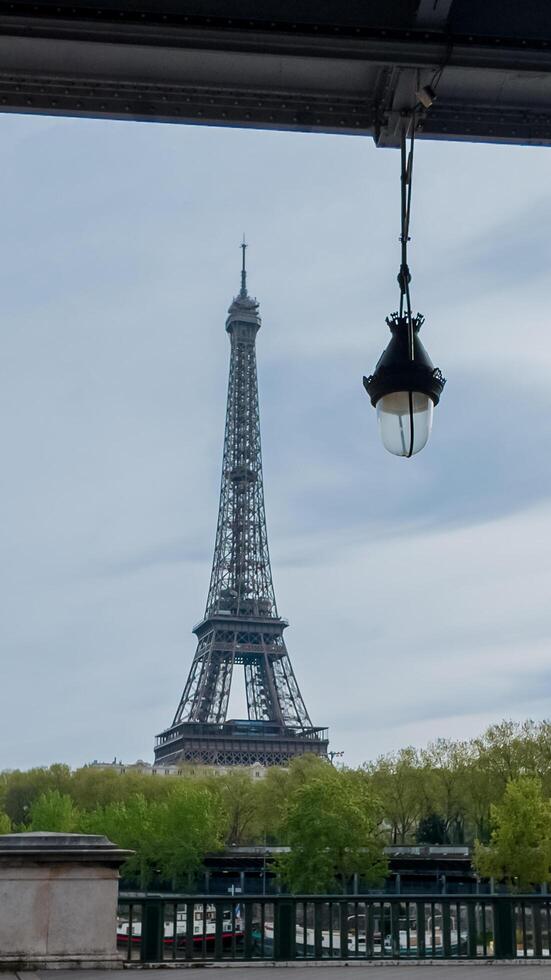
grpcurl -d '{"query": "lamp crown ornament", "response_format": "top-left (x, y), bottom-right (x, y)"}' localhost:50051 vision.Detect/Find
top-left (363, 312), bottom-right (446, 409)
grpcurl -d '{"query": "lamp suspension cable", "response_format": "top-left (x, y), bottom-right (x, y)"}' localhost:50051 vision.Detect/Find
top-left (398, 112), bottom-right (416, 360)
top-left (397, 113), bottom-right (417, 456)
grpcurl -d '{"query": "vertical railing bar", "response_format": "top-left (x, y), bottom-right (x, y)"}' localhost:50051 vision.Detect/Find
top-left (354, 900), bottom-right (359, 957)
top-left (367, 901), bottom-right (374, 959)
top-left (260, 901), bottom-right (265, 959)
top-left (244, 899), bottom-right (253, 961)
top-left (417, 902), bottom-right (426, 960)
top-left (431, 901), bottom-right (436, 958)
top-left (314, 900), bottom-right (322, 960)
top-left (231, 898), bottom-right (237, 960)
top-left (480, 902), bottom-right (485, 958)
top-left (185, 900), bottom-right (194, 962)
top-left (127, 903), bottom-right (133, 963)
top-left (329, 900), bottom-right (333, 958)
top-left (339, 900), bottom-right (348, 961)
top-left (443, 899), bottom-right (452, 959)
top-left (214, 901), bottom-right (224, 961)
top-left (170, 902), bottom-right (175, 961)
top-left (483, 901), bottom-right (488, 958)
top-left (302, 901), bottom-right (307, 959)
top-left (533, 899), bottom-right (542, 959)
top-left (390, 900), bottom-right (400, 959)
top-left (455, 901), bottom-right (459, 958)
top-left (406, 900), bottom-right (410, 955)
top-left (522, 900), bottom-right (527, 958)
top-left (467, 900), bottom-right (476, 960)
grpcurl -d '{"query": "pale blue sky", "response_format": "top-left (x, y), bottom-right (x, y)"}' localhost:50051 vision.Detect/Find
top-left (1, 113), bottom-right (551, 769)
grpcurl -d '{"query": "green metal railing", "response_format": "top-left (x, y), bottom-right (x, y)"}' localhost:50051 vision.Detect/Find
top-left (117, 894), bottom-right (551, 962)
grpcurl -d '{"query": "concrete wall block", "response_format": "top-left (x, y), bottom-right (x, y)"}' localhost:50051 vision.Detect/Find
top-left (0, 832), bottom-right (132, 969)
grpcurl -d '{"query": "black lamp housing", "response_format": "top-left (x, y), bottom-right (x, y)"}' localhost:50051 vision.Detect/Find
top-left (363, 313), bottom-right (446, 407)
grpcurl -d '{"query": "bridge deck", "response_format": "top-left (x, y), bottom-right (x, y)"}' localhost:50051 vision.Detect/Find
top-left (0, 0), bottom-right (550, 146)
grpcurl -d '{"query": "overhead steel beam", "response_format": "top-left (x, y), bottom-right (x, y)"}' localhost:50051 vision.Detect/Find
top-left (0, 1), bottom-right (549, 146)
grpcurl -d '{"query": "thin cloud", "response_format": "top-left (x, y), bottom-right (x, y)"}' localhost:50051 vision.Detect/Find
top-left (1, 119), bottom-right (551, 769)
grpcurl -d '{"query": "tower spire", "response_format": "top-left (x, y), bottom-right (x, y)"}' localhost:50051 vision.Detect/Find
top-left (240, 234), bottom-right (248, 297)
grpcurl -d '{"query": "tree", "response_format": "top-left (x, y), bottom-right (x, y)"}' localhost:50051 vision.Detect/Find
top-left (28, 790), bottom-right (78, 832)
top-left (416, 813), bottom-right (447, 845)
top-left (217, 771), bottom-right (262, 846)
top-left (473, 777), bottom-right (551, 890)
top-left (80, 795), bottom-right (161, 889)
top-left (158, 783), bottom-right (225, 888)
top-left (420, 739), bottom-right (468, 844)
top-left (0, 812), bottom-right (11, 834)
top-left (1, 765), bottom-right (71, 826)
top-left (366, 748), bottom-right (425, 844)
top-left (257, 755), bottom-right (329, 844)
top-left (277, 767), bottom-right (387, 893)
top-left (79, 786), bottom-right (226, 890)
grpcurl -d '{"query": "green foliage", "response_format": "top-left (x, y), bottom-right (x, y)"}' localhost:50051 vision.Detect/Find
top-left (0, 812), bottom-right (12, 834)
top-left (79, 784), bottom-right (225, 889)
top-left (80, 794), bottom-right (163, 889)
top-left (416, 813), bottom-right (447, 845)
top-left (29, 790), bottom-right (79, 832)
top-left (2, 719), bottom-right (551, 891)
top-left (276, 765), bottom-right (387, 893)
top-left (157, 783), bottom-right (225, 887)
top-left (212, 770), bottom-right (264, 846)
top-left (0, 764), bottom-right (71, 825)
top-left (256, 755), bottom-right (330, 843)
top-left (365, 747), bottom-right (424, 845)
top-left (473, 777), bottom-right (551, 890)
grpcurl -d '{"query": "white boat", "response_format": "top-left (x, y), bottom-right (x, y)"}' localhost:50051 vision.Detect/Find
top-left (117, 905), bottom-right (243, 949)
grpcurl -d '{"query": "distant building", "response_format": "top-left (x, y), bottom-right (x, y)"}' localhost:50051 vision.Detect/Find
top-left (87, 759), bottom-right (268, 780)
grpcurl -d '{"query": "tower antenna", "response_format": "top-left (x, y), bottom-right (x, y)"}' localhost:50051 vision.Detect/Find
top-left (240, 234), bottom-right (247, 296)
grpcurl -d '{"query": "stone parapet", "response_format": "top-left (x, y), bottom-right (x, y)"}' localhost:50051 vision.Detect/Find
top-left (0, 832), bottom-right (132, 970)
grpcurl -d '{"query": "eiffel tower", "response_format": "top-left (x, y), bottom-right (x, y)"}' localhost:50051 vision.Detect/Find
top-left (154, 243), bottom-right (328, 767)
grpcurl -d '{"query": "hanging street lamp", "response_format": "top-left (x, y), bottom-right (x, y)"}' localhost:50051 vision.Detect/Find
top-left (363, 115), bottom-right (445, 457)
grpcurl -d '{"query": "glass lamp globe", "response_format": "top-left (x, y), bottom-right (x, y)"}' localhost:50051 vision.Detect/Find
top-left (376, 390), bottom-right (433, 457)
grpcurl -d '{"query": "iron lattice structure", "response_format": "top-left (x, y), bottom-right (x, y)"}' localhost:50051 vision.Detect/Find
top-left (155, 246), bottom-right (328, 767)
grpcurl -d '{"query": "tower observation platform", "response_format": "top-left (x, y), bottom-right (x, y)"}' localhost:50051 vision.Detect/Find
top-left (154, 245), bottom-right (328, 768)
